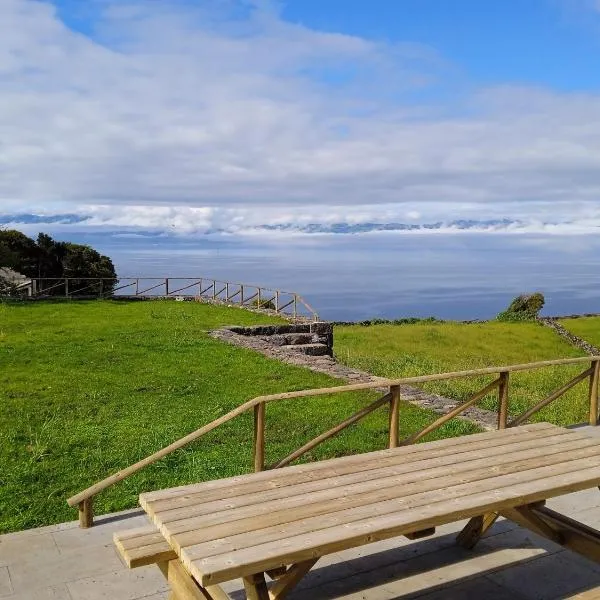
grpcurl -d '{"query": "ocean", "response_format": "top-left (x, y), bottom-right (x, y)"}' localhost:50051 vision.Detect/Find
top-left (68, 231), bottom-right (600, 322)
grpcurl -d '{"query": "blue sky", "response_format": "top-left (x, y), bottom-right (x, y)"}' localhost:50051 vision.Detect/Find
top-left (1, 0), bottom-right (600, 237)
top-left (282, 0), bottom-right (600, 91)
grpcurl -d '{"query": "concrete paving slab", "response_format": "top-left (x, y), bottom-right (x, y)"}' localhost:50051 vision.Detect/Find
top-left (0, 531), bottom-right (60, 567)
top-left (2, 583), bottom-right (72, 600)
top-left (0, 566), bottom-right (13, 597)
top-left (52, 514), bottom-right (150, 554)
top-left (7, 543), bottom-right (123, 592)
top-left (65, 566), bottom-right (169, 600)
top-left (487, 551), bottom-right (600, 600)
top-left (403, 575), bottom-right (530, 600)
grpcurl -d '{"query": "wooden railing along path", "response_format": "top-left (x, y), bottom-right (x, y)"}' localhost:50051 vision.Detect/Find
top-left (26, 277), bottom-right (319, 320)
top-left (67, 356), bottom-right (600, 527)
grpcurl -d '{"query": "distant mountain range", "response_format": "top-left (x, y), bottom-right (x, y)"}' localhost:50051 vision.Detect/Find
top-left (0, 213), bottom-right (566, 234)
top-left (0, 213), bottom-right (89, 225)
top-left (256, 218), bottom-right (521, 234)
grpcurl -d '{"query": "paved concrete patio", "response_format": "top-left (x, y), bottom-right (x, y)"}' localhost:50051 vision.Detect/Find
top-left (3, 427), bottom-right (600, 600)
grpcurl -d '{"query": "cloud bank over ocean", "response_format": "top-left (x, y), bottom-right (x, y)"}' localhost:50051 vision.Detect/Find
top-left (2, 207), bottom-right (600, 237)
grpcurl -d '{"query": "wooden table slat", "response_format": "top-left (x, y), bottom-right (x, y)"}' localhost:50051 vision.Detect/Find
top-left (159, 436), bottom-right (600, 547)
top-left (141, 424), bottom-right (568, 515)
top-left (140, 423), bottom-right (556, 505)
top-left (171, 442), bottom-right (600, 555)
top-left (149, 432), bottom-right (593, 529)
top-left (187, 461), bottom-right (600, 584)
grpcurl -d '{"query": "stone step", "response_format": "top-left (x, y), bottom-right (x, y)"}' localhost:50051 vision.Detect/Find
top-left (266, 333), bottom-right (318, 346)
top-left (281, 343), bottom-right (330, 356)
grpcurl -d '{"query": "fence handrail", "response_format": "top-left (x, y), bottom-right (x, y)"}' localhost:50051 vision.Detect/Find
top-left (25, 276), bottom-right (319, 320)
top-left (29, 276), bottom-right (308, 298)
top-left (66, 355), bottom-right (600, 515)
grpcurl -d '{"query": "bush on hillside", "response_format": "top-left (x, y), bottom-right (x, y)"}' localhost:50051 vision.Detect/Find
top-left (0, 230), bottom-right (117, 296)
top-left (497, 293), bottom-right (545, 322)
top-left (249, 298), bottom-right (276, 310)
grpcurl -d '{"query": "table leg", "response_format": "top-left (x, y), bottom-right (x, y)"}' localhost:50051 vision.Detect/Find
top-left (501, 503), bottom-right (600, 564)
top-left (243, 573), bottom-right (269, 600)
top-left (268, 559), bottom-right (319, 600)
top-left (157, 559), bottom-right (233, 600)
top-left (456, 512), bottom-right (500, 549)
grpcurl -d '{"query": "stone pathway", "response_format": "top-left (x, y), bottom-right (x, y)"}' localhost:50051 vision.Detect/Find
top-left (211, 326), bottom-right (498, 430)
top-left (3, 426), bottom-right (600, 600)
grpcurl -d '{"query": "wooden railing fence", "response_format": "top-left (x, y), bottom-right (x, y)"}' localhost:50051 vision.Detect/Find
top-left (67, 356), bottom-right (600, 528)
top-left (26, 277), bottom-right (319, 320)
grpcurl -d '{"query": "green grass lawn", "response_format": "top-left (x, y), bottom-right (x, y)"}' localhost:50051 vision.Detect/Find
top-left (0, 300), bottom-right (477, 533)
top-left (335, 320), bottom-right (591, 426)
top-left (560, 317), bottom-right (600, 349)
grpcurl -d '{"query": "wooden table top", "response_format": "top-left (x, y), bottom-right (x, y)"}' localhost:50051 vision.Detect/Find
top-left (140, 422), bottom-right (600, 586)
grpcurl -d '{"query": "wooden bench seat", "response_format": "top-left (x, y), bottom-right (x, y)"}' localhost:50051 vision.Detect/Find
top-left (114, 524), bottom-right (177, 568)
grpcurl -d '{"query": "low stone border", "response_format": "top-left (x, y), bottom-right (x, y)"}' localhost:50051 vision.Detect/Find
top-left (211, 327), bottom-right (498, 430)
top-left (538, 318), bottom-right (600, 356)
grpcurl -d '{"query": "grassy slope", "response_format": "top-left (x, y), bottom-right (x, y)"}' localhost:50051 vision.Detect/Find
top-left (560, 317), bottom-right (600, 348)
top-left (0, 301), bottom-right (477, 533)
top-left (335, 321), bottom-right (588, 425)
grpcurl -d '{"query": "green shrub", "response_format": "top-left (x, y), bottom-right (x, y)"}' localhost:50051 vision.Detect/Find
top-left (497, 293), bottom-right (545, 322)
top-left (249, 298), bottom-right (276, 310)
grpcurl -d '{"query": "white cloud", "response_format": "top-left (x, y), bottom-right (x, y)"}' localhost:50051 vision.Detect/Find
top-left (1, 0), bottom-right (600, 231)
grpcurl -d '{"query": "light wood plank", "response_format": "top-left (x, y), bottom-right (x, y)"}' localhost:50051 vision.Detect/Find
top-left (113, 526), bottom-right (177, 568)
top-left (151, 436), bottom-right (598, 545)
top-left (155, 434), bottom-right (595, 524)
top-left (143, 425), bottom-right (570, 517)
top-left (187, 463), bottom-right (600, 585)
top-left (174, 447), bottom-right (600, 557)
top-left (140, 423), bottom-right (557, 505)
top-left (156, 432), bottom-right (588, 529)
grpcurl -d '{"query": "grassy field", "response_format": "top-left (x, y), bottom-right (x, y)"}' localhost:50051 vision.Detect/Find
top-left (0, 300), bottom-right (477, 533)
top-left (335, 320), bottom-right (590, 426)
top-left (560, 317), bottom-right (600, 348)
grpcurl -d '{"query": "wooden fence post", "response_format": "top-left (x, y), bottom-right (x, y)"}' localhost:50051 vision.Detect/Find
top-left (253, 402), bottom-right (265, 472)
top-left (64, 278), bottom-right (69, 298)
top-left (498, 371), bottom-right (509, 429)
top-left (389, 385), bottom-right (400, 448)
top-left (165, 278), bottom-right (169, 296)
top-left (275, 291), bottom-right (280, 313)
top-left (589, 361), bottom-right (600, 426)
top-left (79, 498), bottom-right (93, 528)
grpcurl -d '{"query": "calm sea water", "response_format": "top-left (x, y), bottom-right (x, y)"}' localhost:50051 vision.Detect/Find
top-left (73, 232), bottom-right (600, 322)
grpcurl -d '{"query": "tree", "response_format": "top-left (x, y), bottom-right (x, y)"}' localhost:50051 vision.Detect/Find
top-left (0, 230), bottom-right (117, 297)
top-left (0, 229), bottom-right (38, 276)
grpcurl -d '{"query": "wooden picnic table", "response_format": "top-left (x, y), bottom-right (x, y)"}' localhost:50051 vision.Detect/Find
top-left (115, 422), bottom-right (600, 599)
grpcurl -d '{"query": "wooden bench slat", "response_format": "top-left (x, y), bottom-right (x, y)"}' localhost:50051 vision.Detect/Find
top-left (113, 525), bottom-right (177, 568)
top-left (140, 422), bottom-right (556, 505)
top-left (146, 432), bottom-right (592, 529)
top-left (185, 462), bottom-right (600, 585)
top-left (157, 438), bottom-right (600, 553)
top-left (169, 444), bottom-right (600, 555)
